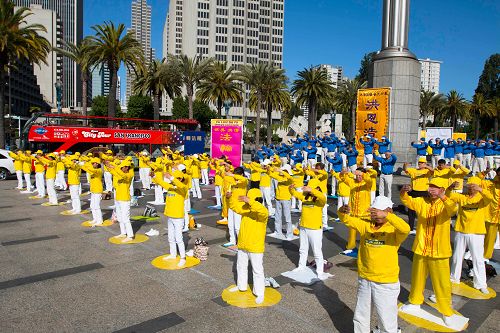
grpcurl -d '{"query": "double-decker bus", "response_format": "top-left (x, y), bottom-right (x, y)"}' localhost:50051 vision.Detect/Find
top-left (22, 113), bottom-right (206, 155)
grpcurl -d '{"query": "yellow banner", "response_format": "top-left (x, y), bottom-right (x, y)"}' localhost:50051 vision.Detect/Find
top-left (356, 88), bottom-right (390, 152)
top-left (211, 119), bottom-right (243, 126)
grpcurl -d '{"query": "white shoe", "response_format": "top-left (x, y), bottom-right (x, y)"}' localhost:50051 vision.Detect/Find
top-left (342, 249), bottom-right (353, 254)
top-left (443, 314), bottom-right (468, 330)
top-left (317, 273), bottom-right (330, 280)
top-left (115, 234), bottom-right (127, 239)
top-left (400, 303), bottom-right (421, 314)
top-left (428, 294), bottom-right (437, 303)
top-left (177, 258), bottom-right (186, 267)
top-left (479, 287), bottom-right (489, 294)
top-left (163, 254), bottom-right (177, 260)
top-left (409, 230), bottom-right (416, 235)
top-left (121, 237), bottom-right (133, 243)
top-left (229, 286), bottom-right (240, 292)
top-left (255, 295), bottom-right (264, 304)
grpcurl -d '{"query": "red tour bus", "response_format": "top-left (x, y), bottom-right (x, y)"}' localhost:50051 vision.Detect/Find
top-left (23, 113), bottom-right (203, 154)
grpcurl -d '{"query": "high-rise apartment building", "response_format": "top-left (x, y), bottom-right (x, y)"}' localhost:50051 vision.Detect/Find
top-left (162, 0), bottom-right (285, 118)
top-left (419, 58), bottom-right (442, 93)
top-left (91, 64), bottom-right (110, 98)
top-left (13, 0), bottom-right (83, 109)
top-left (126, 0), bottom-right (155, 104)
top-left (320, 64), bottom-right (344, 89)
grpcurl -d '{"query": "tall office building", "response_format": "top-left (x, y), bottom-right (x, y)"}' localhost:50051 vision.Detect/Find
top-left (126, 0), bottom-right (155, 104)
top-left (320, 64), bottom-right (344, 89)
top-left (13, 0), bottom-right (84, 109)
top-left (91, 64), bottom-right (110, 98)
top-left (162, 0), bottom-right (285, 118)
top-left (419, 58), bottom-right (442, 93)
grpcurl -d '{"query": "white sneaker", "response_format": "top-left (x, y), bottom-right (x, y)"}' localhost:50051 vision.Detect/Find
top-left (255, 295), bottom-right (264, 304)
top-left (229, 286), bottom-right (240, 292)
top-left (409, 230), bottom-right (416, 235)
top-left (163, 254), bottom-right (177, 260)
top-left (317, 273), bottom-right (330, 281)
top-left (121, 237), bottom-right (133, 243)
top-left (400, 303), bottom-right (421, 314)
top-left (479, 287), bottom-right (489, 294)
top-left (428, 294), bottom-right (437, 303)
top-left (443, 314), bottom-right (468, 330)
top-left (342, 249), bottom-right (353, 254)
top-left (177, 258), bottom-right (186, 267)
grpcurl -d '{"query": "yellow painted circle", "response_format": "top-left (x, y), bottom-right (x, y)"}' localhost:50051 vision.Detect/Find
top-left (216, 220), bottom-right (228, 225)
top-left (81, 219), bottom-right (114, 227)
top-left (151, 255), bottom-right (200, 270)
top-left (131, 215), bottom-right (160, 222)
top-left (41, 202), bottom-right (65, 207)
top-left (451, 282), bottom-right (496, 300)
top-left (60, 210), bottom-right (89, 216)
top-left (398, 303), bottom-right (468, 332)
top-left (29, 195), bottom-right (44, 199)
top-left (221, 285), bottom-right (281, 308)
top-left (108, 233), bottom-right (149, 244)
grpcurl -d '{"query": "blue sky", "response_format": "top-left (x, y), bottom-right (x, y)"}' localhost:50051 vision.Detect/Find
top-left (84, 0), bottom-right (500, 102)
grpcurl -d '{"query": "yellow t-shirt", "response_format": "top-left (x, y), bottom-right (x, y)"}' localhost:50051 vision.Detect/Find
top-left (332, 171), bottom-right (352, 197)
top-left (153, 176), bottom-right (187, 218)
top-left (342, 172), bottom-right (373, 218)
top-left (269, 171), bottom-right (293, 200)
top-left (405, 168), bottom-right (432, 192)
top-left (291, 188), bottom-right (326, 230)
top-left (450, 191), bottom-right (491, 234)
top-left (230, 199), bottom-right (269, 253)
top-left (109, 167), bottom-right (133, 201)
top-left (8, 152), bottom-right (23, 171)
top-left (82, 164), bottom-right (103, 194)
top-left (63, 158), bottom-right (81, 185)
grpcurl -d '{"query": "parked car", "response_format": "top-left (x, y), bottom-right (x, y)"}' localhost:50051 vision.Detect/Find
top-left (0, 149), bottom-right (15, 180)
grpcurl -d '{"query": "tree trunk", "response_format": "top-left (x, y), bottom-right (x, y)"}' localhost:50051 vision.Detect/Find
top-left (266, 104), bottom-right (272, 145)
top-left (255, 94), bottom-right (261, 147)
top-left (0, 69), bottom-right (5, 149)
top-left (81, 75), bottom-right (88, 125)
top-left (187, 87), bottom-right (194, 119)
top-left (108, 63), bottom-right (118, 127)
top-left (495, 116), bottom-right (499, 140)
top-left (217, 97), bottom-right (223, 118)
top-left (153, 92), bottom-right (160, 129)
top-left (475, 115), bottom-right (480, 139)
top-left (350, 101), bottom-right (356, 139)
top-left (422, 114), bottom-right (427, 130)
top-left (308, 98), bottom-right (316, 136)
top-left (451, 113), bottom-right (457, 131)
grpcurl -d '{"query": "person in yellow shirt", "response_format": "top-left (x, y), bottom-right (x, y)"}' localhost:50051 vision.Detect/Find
top-left (448, 177), bottom-right (491, 293)
top-left (32, 150), bottom-right (46, 198)
top-left (190, 154), bottom-right (202, 199)
top-left (8, 149), bottom-right (24, 189)
top-left (199, 153), bottom-right (210, 185)
top-left (304, 163), bottom-right (330, 230)
top-left (218, 161), bottom-right (234, 224)
top-left (105, 160), bottom-right (134, 242)
top-left (480, 167), bottom-right (500, 260)
top-left (340, 168), bottom-right (374, 254)
top-left (338, 196), bottom-right (409, 333)
top-left (54, 150), bottom-right (67, 191)
top-left (259, 160), bottom-right (275, 215)
top-left (152, 164), bottom-right (189, 267)
top-left (243, 158), bottom-right (263, 189)
top-left (403, 158), bottom-right (433, 233)
top-left (211, 158), bottom-right (225, 208)
top-left (433, 159), bottom-right (454, 186)
top-left (38, 153), bottom-right (58, 205)
top-left (100, 150), bottom-right (114, 192)
top-left (137, 151), bottom-right (151, 190)
top-left (62, 155), bottom-right (82, 214)
top-left (400, 179), bottom-right (468, 329)
top-left (290, 163), bottom-right (304, 213)
top-left (290, 178), bottom-right (328, 279)
top-left (331, 169), bottom-right (351, 212)
top-left (81, 158), bottom-right (104, 226)
top-left (80, 152), bottom-right (94, 186)
top-left (224, 167), bottom-right (248, 247)
top-left (449, 160), bottom-right (470, 193)
top-left (20, 150), bottom-right (34, 193)
top-left (228, 188), bottom-right (269, 304)
top-left (269, 164), bottom-right (294, 239)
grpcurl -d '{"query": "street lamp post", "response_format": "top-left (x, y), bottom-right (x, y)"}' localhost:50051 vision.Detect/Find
top-left (224, 99), bottom-right (232, 119)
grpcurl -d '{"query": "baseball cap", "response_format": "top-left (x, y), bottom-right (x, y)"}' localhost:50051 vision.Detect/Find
top-left (90, 157), bottom-right (101, 164)
top-left (371, 196), bottom-right (394, 210)
top-left (429, 178), bottom-right (447, 188)
top-left (247, 188), bottom-right (263, 201)
top-left (177, 164), bottom-right (186, 172)
top-left (467, 176), bottom-right (482, 186)
top-left (418, 157), bottom-right (427, 163)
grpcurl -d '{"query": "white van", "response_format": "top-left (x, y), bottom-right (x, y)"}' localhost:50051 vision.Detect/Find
top-left (0, 149), bottom-right (15, 180)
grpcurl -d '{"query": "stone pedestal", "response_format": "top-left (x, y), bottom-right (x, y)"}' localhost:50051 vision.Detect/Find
top-left (369, 57), bottom-right (420, 165)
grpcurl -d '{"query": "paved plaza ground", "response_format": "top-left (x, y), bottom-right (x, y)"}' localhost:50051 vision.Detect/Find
top-left (0, 174), bottom-right (499, 333)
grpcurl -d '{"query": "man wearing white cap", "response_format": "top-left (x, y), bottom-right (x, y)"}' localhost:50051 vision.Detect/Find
top-left (338, 196), bottom-right (409, 333)
top-left (269, 164), bottom-right (294, 239)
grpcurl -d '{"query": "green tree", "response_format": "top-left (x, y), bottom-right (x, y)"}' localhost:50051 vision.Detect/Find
top-left (469, 93), bottom-right (492, 138)
top-left (282, 102), bottom-right (303, 124)
top-left (133, 58), bottom-right (181, 128)
top-left (88, 22), bottom-right (144, 123)
top-left (171, 96), bottom-right (216, 131)
top-left (54, 38), bottom-right (93, 120)
top-left (176, 54), bottom-right (213, 119)
top-left (443, 90), bottom-right (469, 130)
top-left (334, 78), bottom-right (367, 138)
top-left (0, 2), bottom-right (51, 148)
top-left (355, 52), bottom-right (376, 83)
top-left (419, 90), bottom-right (444, 130)
top-left (89, 95), bottom-right (121, 127)
top-left (488, 97), bottom-right (500, 138)
top-left (171, 96), bottom-right (189, 118)
top-left (126, 95), bottom-right (153, 126)
top-left (197, 61), bottom-right (242, 118)
top-left (475, 54), bottom-right (500, 99)
top-left (291, 66), bottom-right (336, 136)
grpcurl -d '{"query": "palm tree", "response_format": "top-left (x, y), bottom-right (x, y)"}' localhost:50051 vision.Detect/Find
top-left (197, 61), bottom-right (243, 118)
top-left (133, 58), bottom-right (181, 128)
top-left (469, 93), bottom-right (492, 138)
top-left (334, 78), bottom-right (367, 138)
top-left (238, 63), bottom-right (270, 147)
top-left (419, 90), bottom-right (444, 130)
top-left (176, 54), bottom-right (212, 119)
top-left (444, 90), bottom-right (468, 130)
top-left (54, 38), bottom-right (93, 120)
top-left (88, 21), bottom-right (144, 122)
top-left (291, 66), bottom-right (336, 136)
top-left (0, 2), bottom-right (51, 148)
top-left (488, 97), bottom-right (500, 138)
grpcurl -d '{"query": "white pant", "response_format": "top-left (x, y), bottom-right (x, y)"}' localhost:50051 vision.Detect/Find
top-left (55, 170), bottom-right (67, 190)
top-left (341, 153), bottom-right (347, 169)
top-left (363, 154), bottom-right (373, 167)
top-left (337, 196), bottom-right (349, 210)
top-left (16, 170), bottom-right (23, 189)
top-left (331, 177), bottom-right (337, 196)
top-left (308, 158), bottom-right (317, 168)
top-left (354, 278), bottom-right (400, 333)
top-left (228, 208), bottom-right (242, 244)
top-left (192, 178), bottom-right (202, 198)
top-left (298, 227), bottom-right (324, 275)
top-left (154, 185), bottom-right (164, 203)
top-left (379, 174), bottom-right (393, 199)
top-left (275, 200), bottom-right (292, 238)
top-left (431, 155), bottom-right (440, 168)
top-left (201, 168), bottom-right (209, 185)
top-left (115, 200), bottom-right (133, 238)
top-left (69, 184), bottom-right (81, 213)
top-left (451, 232), bottom-right (487, 289)
top-left (260, 186), bottom-right (275, 213)
top-left (473, 157), bottom-right (485, 174)
top-left (215, 185), bottom-right (222, 206)
top-left (35, 172), bottom-right (45, 197)
top-left (184, 197), bottom-right (191, 230)
top-left (445, 157), bottom-right (454, 165)
top-left (349, 164), bottom-right (357, 173)
top-left (236, 250), bottom-right (265, 297)
top-left (322, 203), bottom-right (329, 228)
top-left (485, 156), bottom-right (494, 169)
top-left (370, 191), bottom-right (376, 205)
top-left (24, 173), bottom-right (32, 191)
top-left (463, 154), bottom-right (472, 169)
top-left (455, 153), bottom-right (463, 164)
top-left (104, 171), bottom-right (113, 192)
top-left (139, 167), bottom-right (151, 189)
top-left (90, 193), bottom-right (103, 224)
top-left (46, 178), bottom-right (58, 204)
top-left (167, 217), bottom-right (185, 258)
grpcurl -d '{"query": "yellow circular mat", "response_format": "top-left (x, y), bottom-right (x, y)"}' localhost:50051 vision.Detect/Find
top-left (451, 281), bottom-right (496, 300)
top-left (29, 195), bottom-right (44, 199)
top-left (41, 202), bottom-right (65, 207)
top-left (80, 192), bottom-right (91, 197)
top-left (60, 210), bottom-right (89, 216)
top-left (151, 255), bottom-right (200, 270)
top-left (131, 215), bottom-right (160, 222)
top-left (108, 234), bottom-right (149, 244)
top-left (221, 285), bottom-right (281, 308)
top-left (81, 219), bottom-right (114, 227)
top-left (398, 302), bottom-right (468, 332)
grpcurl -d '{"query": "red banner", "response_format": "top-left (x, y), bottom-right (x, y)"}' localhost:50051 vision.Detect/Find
top-left (210, 119), bottom-right (243, 167)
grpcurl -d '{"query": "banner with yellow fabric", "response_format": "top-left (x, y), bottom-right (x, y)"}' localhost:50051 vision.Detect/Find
top-left (355, 87), bottom-right (391, 153)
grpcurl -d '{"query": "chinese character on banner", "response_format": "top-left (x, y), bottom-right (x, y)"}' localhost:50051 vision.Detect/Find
top-left (234, 128), bottom-right (239, 133)
top-left (221, 133), bottom-right (232, 141)
top-left (214, 128), bottom-right (220, 132)
top-left (220, 144), bottom-right (233, 152)
top-left (228, 128), bottom-right (233, 132)
top-left (364, 127), bottom-right (378, 137)
top-left (364, 113), bottom-right (378, 124)
top-left (365, 99), bottom-right (380, 110)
